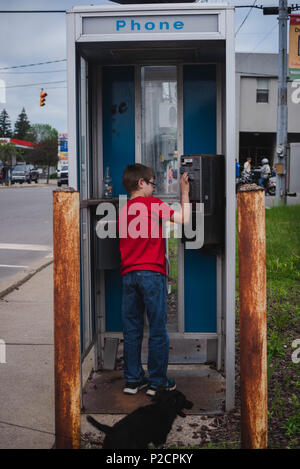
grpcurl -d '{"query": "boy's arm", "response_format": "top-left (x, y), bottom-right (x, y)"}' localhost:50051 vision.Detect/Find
top-left (170, 172), bottom-right (190, 225)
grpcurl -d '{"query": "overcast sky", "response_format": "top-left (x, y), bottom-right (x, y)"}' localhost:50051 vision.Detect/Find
top-left (0, 0), bottom-right (296, 134)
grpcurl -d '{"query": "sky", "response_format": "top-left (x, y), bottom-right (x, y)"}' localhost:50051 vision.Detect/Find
top-left (0, 0), bottom-right (297, 134)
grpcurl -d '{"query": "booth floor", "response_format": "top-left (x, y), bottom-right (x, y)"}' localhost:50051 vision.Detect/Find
top-left (82, 365), bottom-right (225, 415)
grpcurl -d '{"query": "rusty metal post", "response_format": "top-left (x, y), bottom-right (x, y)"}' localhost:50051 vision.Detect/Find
top-left (53, 189), bottom-right (81, 449)
top-left (237, 186), bottom-right (268, 449)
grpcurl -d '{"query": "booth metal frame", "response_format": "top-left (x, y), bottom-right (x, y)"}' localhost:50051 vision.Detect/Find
top-left (66, 2), bottom-right (236, 411)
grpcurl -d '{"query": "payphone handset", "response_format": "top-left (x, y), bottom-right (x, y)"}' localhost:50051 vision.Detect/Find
top-left (180, 154), bottom-right (225, 248)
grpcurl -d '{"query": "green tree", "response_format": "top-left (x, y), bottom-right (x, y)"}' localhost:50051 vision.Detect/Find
top-left (14, 108), bottom-right (31, 140)
top-left (30, 123), bottom-right (58, 143)
top-left (0, 109), bottom-right (12, 137)
top-left (0, 142), bottom-right (16, 165)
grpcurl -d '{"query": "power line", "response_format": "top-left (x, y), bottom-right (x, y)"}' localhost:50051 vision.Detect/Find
top-left (0, 80), bottom-right (66, 90)
top-left (0, 60), bottom-right (66, 71)
top-left (250, 23), bottom-right (277, 52)
top-left (235, 0), bottom-right (258, 37)
top-left (0, 70), bottom-right (67, 75)
top-left (234, 4), bottom-right (262, 9)
top-left (0, 10), bottom-right (66, 13)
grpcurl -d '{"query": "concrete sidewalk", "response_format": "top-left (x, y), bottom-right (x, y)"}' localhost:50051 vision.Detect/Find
top-left (0, 261), bottom-right (55, 449)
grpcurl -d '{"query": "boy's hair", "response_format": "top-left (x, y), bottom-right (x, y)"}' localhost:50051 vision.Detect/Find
top-left (122, 163), bottom-right (155, 194)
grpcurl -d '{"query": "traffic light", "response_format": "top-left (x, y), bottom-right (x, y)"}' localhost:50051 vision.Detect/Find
top-left (40, 89), bottom-right (47, 107)
top-left (263, 7), bottom-right (291, 15)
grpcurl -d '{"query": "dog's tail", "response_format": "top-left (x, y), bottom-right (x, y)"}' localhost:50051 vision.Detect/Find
top-left (86, 415), bottom-right (111, 434)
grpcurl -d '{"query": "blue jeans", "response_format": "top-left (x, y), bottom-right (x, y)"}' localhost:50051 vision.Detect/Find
top-left (259, 177), bottom-right (266, 188)
top-left (121, 270), bottom-right (169, 388)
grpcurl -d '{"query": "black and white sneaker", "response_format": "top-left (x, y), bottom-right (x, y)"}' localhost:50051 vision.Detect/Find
top-left (123, 377), bottom-right (149, 395)
top-left (146, 378), bottom-right (176, 397)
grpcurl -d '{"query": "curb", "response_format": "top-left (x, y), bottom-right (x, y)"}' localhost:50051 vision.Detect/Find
top-left (0, 255), bottom-right (53, 299)
top-left (0, 181), bottom-right (57, 189)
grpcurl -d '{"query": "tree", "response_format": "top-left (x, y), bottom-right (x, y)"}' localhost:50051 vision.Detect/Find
top-left (30, 123), bottom-right (58, 143)
top-left (0, 109), bottom-right (12, 137)
top-left (0, 142), bottom-right (16, 165)
top-left (14, 108), bottom-right (31, 140)
top-left (30, 137), bottom-right (58, 183)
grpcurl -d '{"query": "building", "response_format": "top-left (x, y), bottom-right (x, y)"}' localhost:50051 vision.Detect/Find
top-left (236, 52), bottom-right (300, 168)
top-left (57, 133), bottom-right (68, 171)
top-left (0, 138), bottom-right (36, 166)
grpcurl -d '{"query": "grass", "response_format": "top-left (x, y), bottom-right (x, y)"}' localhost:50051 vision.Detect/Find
top-left (195, 204), bottom-right (300, 449)
top-left (237, 204), bottom-right (300, 449)
top-left (167, 229), bottom-right (178, 294)
top-left (265, 205), bottom-right (300, 283)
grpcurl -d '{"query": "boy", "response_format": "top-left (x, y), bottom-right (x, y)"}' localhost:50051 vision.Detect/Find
top-left (117, 163), bottom-right (190, 396)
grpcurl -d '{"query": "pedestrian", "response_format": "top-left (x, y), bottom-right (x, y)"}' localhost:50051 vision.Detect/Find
top-left (258, 158), bottom-right (271, 189)
top-left (168, 165), bottom-right (173, 185)
top-left (117, 163), bottom-right (190, 396)
top-left (2, 165), bottom-right (8, 186)
top-left (243, 157), bottom-right (251, 174)
top-left (235, 159), bottom-right (240, 178)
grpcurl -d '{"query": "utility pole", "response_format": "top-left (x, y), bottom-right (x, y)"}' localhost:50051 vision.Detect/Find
top-left (275, 0), bottom-right (289, 205)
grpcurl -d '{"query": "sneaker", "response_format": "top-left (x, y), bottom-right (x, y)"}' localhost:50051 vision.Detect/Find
top-left (146, 379), bottom-right (176, 397)
top-left (123, 377), bottom-right (149, 395)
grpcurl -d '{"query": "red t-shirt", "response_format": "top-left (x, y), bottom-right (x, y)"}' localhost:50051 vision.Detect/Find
top-left (117, 196), bottom-right (174, 276)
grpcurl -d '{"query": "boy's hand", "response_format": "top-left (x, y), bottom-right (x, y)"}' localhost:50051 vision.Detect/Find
top-left (171, 172), bottom-right (190, 224)
top-left (180, 172), bottom-right (190, 194)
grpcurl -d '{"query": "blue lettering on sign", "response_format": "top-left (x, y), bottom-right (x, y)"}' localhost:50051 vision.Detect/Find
top-left (115, 19), bottom-right (185, 32)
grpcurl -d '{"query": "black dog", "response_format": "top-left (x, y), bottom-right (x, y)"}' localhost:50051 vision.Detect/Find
top-left (86, 390), bottom-right (193, 449)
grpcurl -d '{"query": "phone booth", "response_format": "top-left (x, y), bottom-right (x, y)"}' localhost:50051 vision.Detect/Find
top-left (66, 1), bottom-right (236, 412)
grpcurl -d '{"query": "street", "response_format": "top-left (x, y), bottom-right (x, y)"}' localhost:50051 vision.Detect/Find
top-left (0, 185), bottom-right (54, 284)
top-left (265, 193), bottom-right (300, 208)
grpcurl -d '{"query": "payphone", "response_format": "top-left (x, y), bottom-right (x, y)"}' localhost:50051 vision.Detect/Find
top-left (67, 2), bottom-right (236, 410)
top-left (180, 154), bottom-right (225, 247)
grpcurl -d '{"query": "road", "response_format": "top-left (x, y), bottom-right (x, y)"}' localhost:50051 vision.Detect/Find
top-left (0, 185), bottom-right (54, 284)
top-left (265, 193), bottom-right (300, 208)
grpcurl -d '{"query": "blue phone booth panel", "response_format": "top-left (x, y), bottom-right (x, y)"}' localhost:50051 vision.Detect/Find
top-left (183, 64), bottom-right (217, 333)
top-left (103, 65), bottom-right (217, 333)
top-left (102, 66), bottom-right (135, 331)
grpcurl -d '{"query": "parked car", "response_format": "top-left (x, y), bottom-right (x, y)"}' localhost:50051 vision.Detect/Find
top-left (11, 164), bottom-right (39, 184)
top-left (57, 165), bottom-right (68, 187)
top-left (11, 164), bottom-right (27, 184)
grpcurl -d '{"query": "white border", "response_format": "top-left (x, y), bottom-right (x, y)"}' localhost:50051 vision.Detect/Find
top-left (224, 7), bottom-right (236, 412)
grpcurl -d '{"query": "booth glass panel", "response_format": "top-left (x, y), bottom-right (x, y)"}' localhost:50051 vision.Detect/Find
top-left (79, 56), bottom-right (89, 199)
top-left (141, 66), bottom-right (178, 196)
top-left (183, 64), bottom-right (217, 333)
top-left (166, 227), bottom-right (179, 332)
top-left (78, 55), bottom-right (93, 354)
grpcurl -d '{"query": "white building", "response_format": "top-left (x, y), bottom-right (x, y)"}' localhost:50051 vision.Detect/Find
top-left (236, 52), bottom-right (300, 168)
